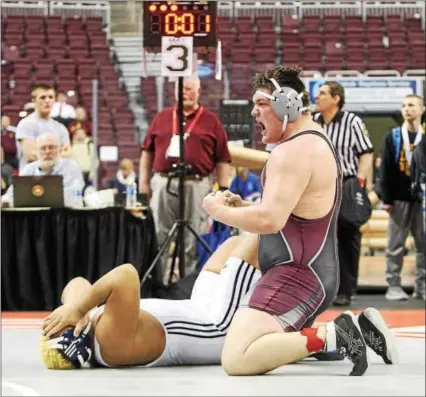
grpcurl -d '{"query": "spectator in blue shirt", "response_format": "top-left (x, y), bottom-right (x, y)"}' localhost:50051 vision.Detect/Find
top-left (229, 167), bottom-right (261, 202)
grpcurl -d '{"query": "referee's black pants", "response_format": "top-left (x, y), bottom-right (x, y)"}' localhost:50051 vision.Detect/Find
top-left (337, 216), bottom-right (362, 297)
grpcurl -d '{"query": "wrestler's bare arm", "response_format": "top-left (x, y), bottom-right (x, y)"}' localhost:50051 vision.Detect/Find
top-left (61, 277), bottom-right (92, 304)
top-left (70, 264), bottom-right (138, 316)
top-left (203, 142), bottom-right (311, 233)
top-left (43, 264), bottom-right (138, 337)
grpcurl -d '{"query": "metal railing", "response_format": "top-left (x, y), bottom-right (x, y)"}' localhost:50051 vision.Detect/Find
top-left (219, 0), bottom-right (425, 28)
top-left (218, 1), bottom-right (234, 17)
top-left (1, 0), bottom-right (111, 35)
top-left (364, 70), bottom-right (401, 78)
top-left (49, 1), bottom-right (110, 26)
top-left (1, 0), bottom-right (48, 16)
top-left (324, 70), bottom-right (364, 77)
top-left (364, 1), bottom-right (425, 28)
top-left (403, 69), bottom-right (426, 77)
top-left (50, 1), bottom-right (110, 38)
top-left (299, 1), bottom-right (362, 18)
top-left (234, 1), bottom-right (297, 20)
top-left (301, 70), bottom-right (323, 78)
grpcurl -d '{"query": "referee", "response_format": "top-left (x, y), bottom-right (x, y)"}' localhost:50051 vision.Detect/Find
top-left (314, 81), bottom-right (374, 306)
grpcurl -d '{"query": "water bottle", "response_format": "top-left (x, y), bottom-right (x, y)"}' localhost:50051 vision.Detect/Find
top-left (72, 180), bottom-right (84, 208)
top-left (126, 181), bottom-right (137, 208)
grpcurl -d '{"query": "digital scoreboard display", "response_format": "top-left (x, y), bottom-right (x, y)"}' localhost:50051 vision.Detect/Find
top-left (143, 1), bottom-right (217, 48)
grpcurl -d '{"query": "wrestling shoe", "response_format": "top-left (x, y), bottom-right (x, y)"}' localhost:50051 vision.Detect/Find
top-left (310, 351), bottom-right (345, 361)
top-left (329, 310), bottom-right (368, 376)
top-left (358, 307), bottom-right (399, 364)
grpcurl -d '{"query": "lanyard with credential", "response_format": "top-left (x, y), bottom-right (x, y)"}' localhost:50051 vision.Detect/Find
top-left (172, 105), bottom-right (204, 136)
top-left (401, 124), bottom-right (424, 166)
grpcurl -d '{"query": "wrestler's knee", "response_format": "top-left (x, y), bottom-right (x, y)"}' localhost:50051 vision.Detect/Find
top-left (230, 233), bottom-right (259, 267)
top-left (221, 344), bottom-right (246, 376)
top-left (217, 235), bottom-right (241, 253)
top-left (221, 317), bottom-right (252, 375)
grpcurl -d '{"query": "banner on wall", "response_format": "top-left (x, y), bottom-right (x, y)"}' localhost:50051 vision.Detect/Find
top-left (305, 77), bottom-right (424, 113)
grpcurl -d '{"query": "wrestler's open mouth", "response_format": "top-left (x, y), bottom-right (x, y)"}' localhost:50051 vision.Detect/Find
top-left (258, 121), bottom-right (266, 134)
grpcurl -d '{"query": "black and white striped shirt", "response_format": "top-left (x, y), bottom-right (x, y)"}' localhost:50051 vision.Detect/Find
top-left (313, 110), bottom-right (374, 177)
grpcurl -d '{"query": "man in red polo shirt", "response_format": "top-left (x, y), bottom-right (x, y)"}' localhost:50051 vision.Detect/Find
top-left (139, 75), bottom-right (232, 281)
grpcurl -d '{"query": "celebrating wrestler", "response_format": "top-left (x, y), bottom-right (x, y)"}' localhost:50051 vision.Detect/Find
top-left (40, 235), bottom-right (261, 369)
top-left (202, 65), bottom-right (398, 377)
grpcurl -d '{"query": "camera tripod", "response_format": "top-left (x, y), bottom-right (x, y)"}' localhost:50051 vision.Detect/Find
top-left (141, 76), bottom-right (213, 287)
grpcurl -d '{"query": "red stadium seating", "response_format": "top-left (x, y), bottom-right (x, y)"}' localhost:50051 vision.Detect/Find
top-left (2, 6), bottom-right (425, 169)
top-left (220, 10), bottom-right (425, 76)
top-left (1, 15), bottom-right (131, 154)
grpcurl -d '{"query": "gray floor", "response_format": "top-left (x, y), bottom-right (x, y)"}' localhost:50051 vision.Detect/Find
top-left (2, 325), bottom-right (425, 396)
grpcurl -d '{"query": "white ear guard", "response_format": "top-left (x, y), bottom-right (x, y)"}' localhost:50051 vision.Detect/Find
top-left (256, 78), bottom-right (307, 132)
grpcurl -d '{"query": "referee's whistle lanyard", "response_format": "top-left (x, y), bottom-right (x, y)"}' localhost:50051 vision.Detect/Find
top-left (172, 105), bottom-right (204, 138)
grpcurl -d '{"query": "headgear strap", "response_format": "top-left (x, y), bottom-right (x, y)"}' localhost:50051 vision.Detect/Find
top-left (47, 322), bottom-right (92, 368)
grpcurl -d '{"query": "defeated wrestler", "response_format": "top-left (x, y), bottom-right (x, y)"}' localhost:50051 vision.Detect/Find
top-left (203, 65), bottom-right (398, 376)
top-left (40, 235), bottom-right (261, 369)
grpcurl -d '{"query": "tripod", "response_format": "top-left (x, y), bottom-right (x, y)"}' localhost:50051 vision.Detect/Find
top-left (141, 76), bottom-right (213, 287)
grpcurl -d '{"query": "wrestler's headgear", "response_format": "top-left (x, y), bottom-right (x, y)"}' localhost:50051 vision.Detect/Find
top-left (40, 322), bottom-right (92, 370)
top-left (255, 78), bottom-right (308, 133)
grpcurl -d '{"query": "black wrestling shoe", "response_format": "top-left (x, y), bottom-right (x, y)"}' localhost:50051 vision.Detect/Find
top-left (358, 307), bottom-right (399, 365)
top-left (311, 351), bottom-right (345, 361)
top-left (333, 310), bottom-right (368, 376)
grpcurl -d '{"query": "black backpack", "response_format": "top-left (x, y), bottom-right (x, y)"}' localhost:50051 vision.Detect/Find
top-left (339, 177), bottom-right (372, 228)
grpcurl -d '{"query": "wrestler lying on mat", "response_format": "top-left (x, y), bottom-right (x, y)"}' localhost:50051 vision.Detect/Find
top-left (41, 233), bottom-right (397, 371)
top-left (40, 235), bottom-right (261, 369)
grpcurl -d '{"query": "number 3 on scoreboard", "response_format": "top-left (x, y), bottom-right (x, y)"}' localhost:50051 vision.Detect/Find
top-left (166, 45), bottom-right (188, 72)
top-left (161, 36), bottom-right (193, 77)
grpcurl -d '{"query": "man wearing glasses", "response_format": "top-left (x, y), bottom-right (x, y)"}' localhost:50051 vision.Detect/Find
top-left (15, 83), bottom-right (71, 171)
top-left (1, 132), bottom-right (83, 207)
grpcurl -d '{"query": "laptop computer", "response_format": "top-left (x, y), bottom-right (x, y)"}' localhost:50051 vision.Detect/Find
top-left (12, 175), bottom-right (64, 208)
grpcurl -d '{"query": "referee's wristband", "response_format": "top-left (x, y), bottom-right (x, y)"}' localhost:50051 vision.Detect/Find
top-left (218, 186), bottom-right (228, 192)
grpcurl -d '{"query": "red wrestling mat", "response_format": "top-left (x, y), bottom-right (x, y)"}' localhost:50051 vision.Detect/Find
top-left (2, 310), bottom-right (425, 329)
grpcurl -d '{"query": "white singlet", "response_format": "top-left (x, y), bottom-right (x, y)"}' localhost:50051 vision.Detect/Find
top-left (90, 257), bottom-right (260, 367)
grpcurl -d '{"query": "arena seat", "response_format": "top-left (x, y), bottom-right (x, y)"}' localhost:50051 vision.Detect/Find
top-left (1, 14), bottom-right (132, 157)
top-left (234, 15), bottom-right (255, 34)
top-left (281, 14), bottom-right (299, 31)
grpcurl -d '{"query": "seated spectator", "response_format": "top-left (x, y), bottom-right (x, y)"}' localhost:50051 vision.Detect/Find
top-left (1, 132), bottom-right (84, 208)
top-left (51, 90), bottom-right (76, 127)
top-left (108, 158), bottom-right (138, 194)
top-left (1, 147), bottom-right (13, 195)
top-left (71, 128), bottom-right (97, 187)
top-left (16, 83), bottom-right (71, 171)
top-left (1, 115), bottom-right (18, 169)
top-left (229, 166), bottom-right (261, 202)
top-left (68, 105), bottom-right (92, 138)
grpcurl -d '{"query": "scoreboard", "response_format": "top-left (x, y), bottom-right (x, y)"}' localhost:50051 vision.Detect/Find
top-left (143, 1), bottom-right (217, 49)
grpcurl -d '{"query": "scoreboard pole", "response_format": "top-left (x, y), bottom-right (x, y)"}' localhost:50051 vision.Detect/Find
top-left (141, 2), bottom-right (217, 288)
